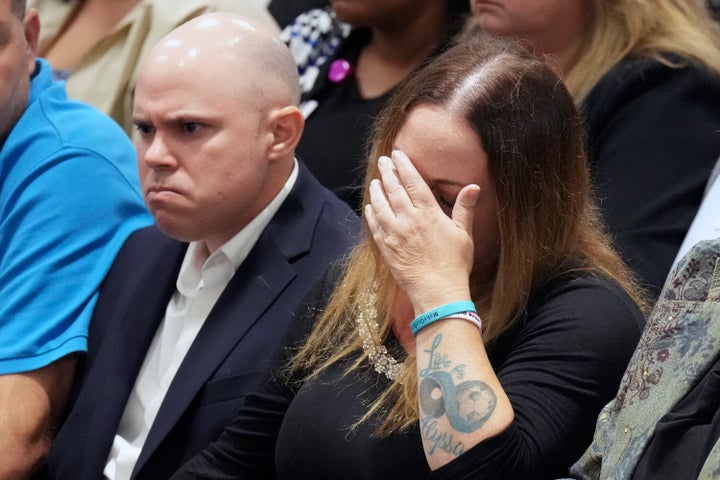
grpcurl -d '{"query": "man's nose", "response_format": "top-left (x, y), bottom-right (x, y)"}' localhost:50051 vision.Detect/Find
top-left (141, 134), bottom-right (176, 169)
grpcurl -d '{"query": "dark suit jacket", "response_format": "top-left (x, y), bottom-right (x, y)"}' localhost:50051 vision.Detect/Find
top-left (46, 163), bottom-right (359, 479)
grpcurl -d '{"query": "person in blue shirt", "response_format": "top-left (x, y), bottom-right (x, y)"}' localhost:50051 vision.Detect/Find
top-left (0, 1), bottom-right (152, 476)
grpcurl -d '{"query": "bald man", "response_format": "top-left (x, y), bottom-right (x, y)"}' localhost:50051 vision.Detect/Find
top-left (45, 13), bottom-right (359, 480)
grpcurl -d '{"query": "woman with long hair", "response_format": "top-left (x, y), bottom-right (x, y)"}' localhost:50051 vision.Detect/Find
top-left (171, 33), bottom-right (646, 480)
top-left (471, 0), bottom-right (720, 300)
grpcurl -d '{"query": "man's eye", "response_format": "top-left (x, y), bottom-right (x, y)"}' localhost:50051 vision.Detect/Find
top-left (182, 122), bottom-right (201, 133)
top-left (133, 123), bottom-right (155, 136)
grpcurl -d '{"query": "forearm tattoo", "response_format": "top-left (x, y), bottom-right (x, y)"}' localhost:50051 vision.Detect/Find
top-left (419, 334), bottom-right (496, 457)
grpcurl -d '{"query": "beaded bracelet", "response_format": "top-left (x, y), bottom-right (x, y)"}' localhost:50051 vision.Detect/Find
top-left (410, 300), bottom-right (476, 336)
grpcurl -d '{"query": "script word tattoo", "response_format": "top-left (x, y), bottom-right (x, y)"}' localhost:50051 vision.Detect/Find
top-left (419, 333), bottom-right (496, 458)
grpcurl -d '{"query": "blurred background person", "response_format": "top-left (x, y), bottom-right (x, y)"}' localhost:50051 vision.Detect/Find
top-left (267, 0), bottom-right (326, 28)
top-left (709, 0), bottom-right (720, 20)
top-left (0, 1), bottom-right (152, 476)
top-left (471, 0), bottom-right (720, 300)
top-left (29, 0), bottom-right (278, 136)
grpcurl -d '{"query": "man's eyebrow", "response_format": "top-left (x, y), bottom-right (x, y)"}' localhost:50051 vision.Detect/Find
top-left (161, 111), bottom-right (215, 123)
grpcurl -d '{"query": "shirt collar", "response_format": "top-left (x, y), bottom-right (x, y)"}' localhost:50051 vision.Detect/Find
top-left (176, 159), bottom-right (299, 295)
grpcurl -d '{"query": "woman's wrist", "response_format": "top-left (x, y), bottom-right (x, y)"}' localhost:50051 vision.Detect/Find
top-left (410, 301), bottom-right (480, 336)
top-left (410, 285), bottom-right (473, 314)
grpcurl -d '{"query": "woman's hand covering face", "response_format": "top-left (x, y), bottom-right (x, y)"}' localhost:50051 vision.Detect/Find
top-left (365, 150), bottom-right (481, 313)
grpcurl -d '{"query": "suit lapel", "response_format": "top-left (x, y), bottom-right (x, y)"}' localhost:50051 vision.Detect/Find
top-left (132, 165), bottom-right (327, 475)
top-left (82, 233), bottom-right (186, 477)
top-left (134, 228), bottom-right (302, 474)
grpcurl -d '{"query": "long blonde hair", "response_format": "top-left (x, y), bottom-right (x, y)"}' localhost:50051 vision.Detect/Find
top-left (289, 33), bottom-right (645, 433)
top-left (566, 0), bottom-right (720, 103)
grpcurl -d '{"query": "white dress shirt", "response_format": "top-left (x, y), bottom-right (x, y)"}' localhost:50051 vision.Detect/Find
top-left (103, 161), bottom-right (298, 480)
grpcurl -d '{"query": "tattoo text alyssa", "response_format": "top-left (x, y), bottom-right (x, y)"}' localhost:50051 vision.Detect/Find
top-left (418, 333), bottom-right (496, 458)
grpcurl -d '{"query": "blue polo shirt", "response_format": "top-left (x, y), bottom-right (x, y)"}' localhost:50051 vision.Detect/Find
top-left (0, 59), bottom-right (153, 374)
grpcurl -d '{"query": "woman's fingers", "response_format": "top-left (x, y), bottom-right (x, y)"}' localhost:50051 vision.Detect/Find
top-left (366, 178), bottom-right (390, 235)
top-left (369, 151), bottom-right (481, 238)
top-left (377, 154), bottom-right (413, 212)
top-left (364, 198), bottom-right (385, 249)
top-left (452, 184), bottom-right (481, 241)
top-left (365, 151), bottom-right (478, 306)
top-left (390, 150), bottom-right (436, 209)
top-left (367, 175), bottom-right (401, 239)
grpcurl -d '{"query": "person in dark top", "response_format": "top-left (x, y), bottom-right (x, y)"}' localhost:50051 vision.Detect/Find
top-left (471, 0), bottom-right (720, 300)
top-left (567, 237), bottom-right (720, 480)
top-left (280, 0), bottom-right (469, 212)
top-left (170, 33), bottom-right (646, 480)
top-left (267, 0), bottom-right (326, 28)
top-left (709, 0), bottom-right (720, 20)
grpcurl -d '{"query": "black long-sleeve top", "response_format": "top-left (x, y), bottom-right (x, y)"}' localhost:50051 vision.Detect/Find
top-left (171, 268), bottom-right (644, 480)
top-left (583, 54), bottom-right (720, 299)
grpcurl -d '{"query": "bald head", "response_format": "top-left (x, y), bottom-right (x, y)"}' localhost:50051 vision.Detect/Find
top-left (139, 12), bottom-right (300, 106)
top-left (133, 13), bottom-right (307, 250)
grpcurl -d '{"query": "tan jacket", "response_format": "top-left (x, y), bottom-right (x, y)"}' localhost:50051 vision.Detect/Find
top-left (30, 0), bottom-right (278, 137)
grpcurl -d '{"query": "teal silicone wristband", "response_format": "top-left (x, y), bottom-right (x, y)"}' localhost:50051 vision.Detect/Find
top-left (410, 300), bottom-right (477, 336)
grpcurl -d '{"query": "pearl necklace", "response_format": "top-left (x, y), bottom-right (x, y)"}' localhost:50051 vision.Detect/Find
top-left (355, 289), bottom-right (404, 382)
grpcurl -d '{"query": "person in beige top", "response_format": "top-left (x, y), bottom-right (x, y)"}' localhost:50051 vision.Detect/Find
top-left (30, 0), bottom-right (278, 136)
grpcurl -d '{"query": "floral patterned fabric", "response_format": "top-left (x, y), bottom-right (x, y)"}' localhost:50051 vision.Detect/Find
top-left (569, 238), bottom-right (720, 479)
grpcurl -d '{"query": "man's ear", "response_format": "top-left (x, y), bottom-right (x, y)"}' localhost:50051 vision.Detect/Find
top-left (24, 9), bottom-right (40, 55)
top-left (267, 105), bottom-right (304, 161)
top-left (23, 8), bottom-right (40, 75)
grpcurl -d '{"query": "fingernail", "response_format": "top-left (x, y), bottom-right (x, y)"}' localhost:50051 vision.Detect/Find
top-left (378, 155), bottom-right (391, 167)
